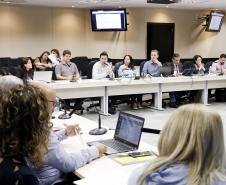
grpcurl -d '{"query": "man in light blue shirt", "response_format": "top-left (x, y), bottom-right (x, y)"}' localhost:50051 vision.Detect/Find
top-left (31, 82), bottom-right (106, 185)
top-left (142, 50), bottom-right (162, 77)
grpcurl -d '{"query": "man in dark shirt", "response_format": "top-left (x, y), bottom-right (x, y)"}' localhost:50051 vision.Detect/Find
top-left (167, 53), bottom-right (184, 108)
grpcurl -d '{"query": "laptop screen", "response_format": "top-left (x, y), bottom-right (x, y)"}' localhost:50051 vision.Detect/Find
top-left (33, 71), bottom-right (53, 82)
top-left (114, 112), bottom-right (144, 148)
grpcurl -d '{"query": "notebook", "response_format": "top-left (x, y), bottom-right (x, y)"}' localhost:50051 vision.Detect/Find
top-left (33, 71), bottom-right (53, 83)
top-left (88, 112), bottom-right (145, 155)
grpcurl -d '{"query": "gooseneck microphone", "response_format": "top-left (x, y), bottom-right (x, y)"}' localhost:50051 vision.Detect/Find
top-left (89, 112), bottom-right (107, 135)
top-left (88, 99), bottom-right (107, 135)
top-left (57, 97), bottom-right (71, 119)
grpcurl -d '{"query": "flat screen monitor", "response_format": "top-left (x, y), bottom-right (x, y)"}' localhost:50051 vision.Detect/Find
top-left (90, 9), bottom-right (127, 32)
top-left (206, 11), bottom-right (225, 32)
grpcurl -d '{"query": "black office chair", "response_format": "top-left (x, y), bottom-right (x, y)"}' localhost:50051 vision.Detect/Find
top-left (113, 61), bottom-right (123, 78)
top-left (204, 61), bottom-right (214, 74)
top-left (182, 60), bottom-right (195, 70)
top-left (71, 56), bottom-right (89, 78)
top-left (140, 61), bottom-right (147, 77)
top-left (85, 60), bottom-right (102, 112)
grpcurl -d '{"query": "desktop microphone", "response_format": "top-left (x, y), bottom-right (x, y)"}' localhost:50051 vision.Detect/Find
top-left (88, 98), bottom-right (107, 135)
top-left (70, 75), bottom-right (77, 82)
top-left (89, 111), bottom-right (107, 135)
top-left (57, 97), bottom-right (71, 119)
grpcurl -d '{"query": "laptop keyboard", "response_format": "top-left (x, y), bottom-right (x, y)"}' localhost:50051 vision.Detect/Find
top-left (99, 139), bottom-right (132, 152)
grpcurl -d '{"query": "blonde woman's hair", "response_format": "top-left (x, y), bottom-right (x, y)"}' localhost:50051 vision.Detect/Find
top-left (139, 104), bottom-right (226, 185)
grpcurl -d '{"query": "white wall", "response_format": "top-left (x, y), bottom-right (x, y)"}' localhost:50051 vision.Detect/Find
top-left (0, 5), bottom-right (225, 58)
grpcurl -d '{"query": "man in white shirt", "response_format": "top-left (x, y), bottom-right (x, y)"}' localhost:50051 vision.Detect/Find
top-left (92, 51), bottom-right (116, 114)
top-left (92, 51), bottom-right (113, 79)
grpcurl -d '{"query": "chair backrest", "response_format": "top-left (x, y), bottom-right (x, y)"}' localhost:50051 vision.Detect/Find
top-left (52, 66), bottom-right (57, 80)
top-left (140, 61), bottom-right (147, 76)
top-left (71, 56), bottom-right (89, 76)
top-left (114, 61), bottom-right (123, 78)
top-left (87, 60), bottom-right (98, 79)
top-left (0, 57), bottom-right (10, 67)
top-left (204, 61), bottom-right (214, 73)
top-left (0, 67), bottom-right (12, 76)
top-left (183, 61), bottom-right (195, 70)
top-left (9, 58), bottom-right (21, 67)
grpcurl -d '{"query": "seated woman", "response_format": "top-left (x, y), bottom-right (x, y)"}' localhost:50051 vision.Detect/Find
top-left (193, 54), bottom-right (205, 74)
top-left (189, 55), bottom-right (206, 102)
top-left (118, 55), bottom-right (142, 109)
top-left (0, 84), bottom-right (51, 185)
top-left (20, 57), bottom-right (34, 81)
top-left (49, 48), bottom-right (61, 66)
top-left (128, 104), bottom-right (226, 185)
top-left (34, 51), bottom-right (52, 71)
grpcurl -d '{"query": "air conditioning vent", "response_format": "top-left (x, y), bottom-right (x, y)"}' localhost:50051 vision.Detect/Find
top-left (0, 0), bottom-right (25, 3)
top-left (147, 0), bottom-right (180, 4)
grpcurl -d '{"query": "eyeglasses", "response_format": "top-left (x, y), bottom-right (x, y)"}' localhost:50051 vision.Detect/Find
top-left (47, 99), bottom-right (57, 107)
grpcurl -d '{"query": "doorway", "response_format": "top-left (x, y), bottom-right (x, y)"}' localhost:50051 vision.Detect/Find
top-left (147, 23), bottom-right (175, 63)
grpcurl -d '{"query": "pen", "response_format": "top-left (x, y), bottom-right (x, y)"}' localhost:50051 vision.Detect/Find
top-left (75, 127), bottom-right (86, 147)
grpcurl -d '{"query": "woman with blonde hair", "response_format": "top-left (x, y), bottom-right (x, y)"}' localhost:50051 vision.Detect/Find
top-left (0, 84), bottom-right (52, 185)
top-left (128, 104), bottom-right (226, 185)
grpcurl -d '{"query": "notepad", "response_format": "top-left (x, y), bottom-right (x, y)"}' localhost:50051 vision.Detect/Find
top-left (110, 154), bottom-right (156, 165)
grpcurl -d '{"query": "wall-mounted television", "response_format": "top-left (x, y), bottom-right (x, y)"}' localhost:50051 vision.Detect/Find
top-left (206, 11), bottom-right (225, 32)
top-left (90, 9), bottom-right (127, 32)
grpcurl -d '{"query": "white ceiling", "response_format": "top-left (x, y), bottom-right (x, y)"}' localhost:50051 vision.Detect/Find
top-left (1, 0), bottom-right (226, 10)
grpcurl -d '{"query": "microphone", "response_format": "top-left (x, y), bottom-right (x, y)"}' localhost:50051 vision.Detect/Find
top-left (89, 111), bottom-right (107, 135)
top-left (70, 75), bottom-right (77, 83)
top-left (88, 99), bottom-right (107, 135)
top-left (57, 97), bottom-right (71, 119)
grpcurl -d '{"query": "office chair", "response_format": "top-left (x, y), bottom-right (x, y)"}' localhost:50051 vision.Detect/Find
top-left (204, 61), bottom-right (214, 74)
top-left (53, 63), bottom-right (84, 115)
top-left (85, 60), bottom-right (116, 114)
top-left (86, 60), bottom-right (102, 112)
top-left (71, 56), bottom-right (89, 78)
top-left (182, 60), bottom-right (195, 70)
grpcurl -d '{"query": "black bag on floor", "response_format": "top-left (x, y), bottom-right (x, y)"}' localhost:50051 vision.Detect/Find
top-left (215, 89), bottom-right (226, 102)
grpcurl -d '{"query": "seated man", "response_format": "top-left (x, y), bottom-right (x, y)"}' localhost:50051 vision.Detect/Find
top-left (55, 50), bottom-right (82, 110)
top-left (31, 81), bottom-right (106, 185)
top-left (210, 53), bottom-right (226, 102)
top-left (92, 51), bottom-right (116, 114)
top-left (166, 53), bottom-right (184, 108)
top-left (92, 51), bottom-right (113, 80)
top-left (210, 53), bottom-right (226, 74)
top-left (142, 49), bottom-right (162, 104)
top-left (55, 50), bottom-right (80, 81)
top-left (142, 49), bottom-right (162, 77)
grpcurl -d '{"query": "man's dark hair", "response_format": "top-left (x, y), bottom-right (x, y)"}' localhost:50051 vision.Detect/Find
top-left (172, 53), bottom-right (180, 59)
top-left (63, 50), bottom-right (71, 56)
top-left (99, 51), bottom-right (108, 58)
top-left (220, 54), bottom-right (226, 59)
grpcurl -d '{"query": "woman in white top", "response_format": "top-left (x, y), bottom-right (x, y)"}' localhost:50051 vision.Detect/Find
top-left (118, 55), bottom-right (142, 109)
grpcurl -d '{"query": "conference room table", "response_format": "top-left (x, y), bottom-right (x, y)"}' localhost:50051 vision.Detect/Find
top-left (49, 74), bottom-right (226, 115)
top-left (52, 112), bottom-right (158, 185)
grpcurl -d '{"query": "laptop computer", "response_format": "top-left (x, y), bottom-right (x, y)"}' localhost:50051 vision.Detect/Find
top-left (33, 71), bottom-right (53, 83)
top-left (88, 112), bottom-right (145, 155)
top-left (158, 66), bottom-right (172, 77)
